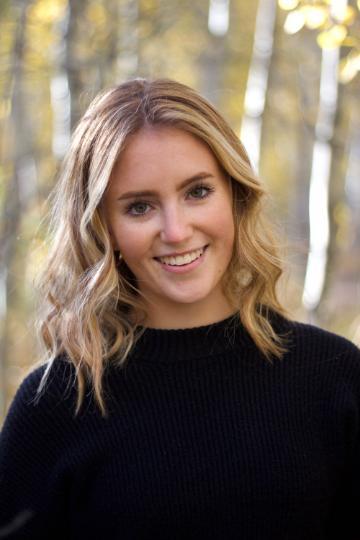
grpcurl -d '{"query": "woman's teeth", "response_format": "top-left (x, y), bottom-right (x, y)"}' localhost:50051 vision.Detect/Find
top-left (158, 247), bottom-right (205, 266)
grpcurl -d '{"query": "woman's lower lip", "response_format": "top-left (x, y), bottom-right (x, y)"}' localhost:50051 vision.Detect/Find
top-left (156, 247), bottom-right (207, 274)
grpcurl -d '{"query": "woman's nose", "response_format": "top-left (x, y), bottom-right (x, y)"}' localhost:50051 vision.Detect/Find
top-left (159, 206), bottom-right (193, 244)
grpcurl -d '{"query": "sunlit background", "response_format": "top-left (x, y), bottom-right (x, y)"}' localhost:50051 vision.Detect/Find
top-left (1, 0), bottom-right (360, 423)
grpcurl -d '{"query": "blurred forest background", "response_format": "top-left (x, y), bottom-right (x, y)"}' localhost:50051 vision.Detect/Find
top-left (1, 0), bottom-right (360, 423)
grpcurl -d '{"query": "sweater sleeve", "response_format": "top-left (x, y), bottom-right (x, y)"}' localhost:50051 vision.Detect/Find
top-left (0, 362), bottom-right (74, 539)
top-left (344, 345), bottom-right (360, 539)
top-left (328, 340), bottom-right (360, 539)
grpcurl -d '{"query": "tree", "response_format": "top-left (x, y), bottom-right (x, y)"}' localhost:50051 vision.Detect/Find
top-left (0, 0), bottom-right (35, 417)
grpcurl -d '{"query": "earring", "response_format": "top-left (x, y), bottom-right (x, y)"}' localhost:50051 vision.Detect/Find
top-left (118, 251), bottom-right (123, 261)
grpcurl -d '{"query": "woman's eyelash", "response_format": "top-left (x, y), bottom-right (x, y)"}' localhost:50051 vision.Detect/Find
top-left (124, 183), bottom-right (215, 217)
top-left (187, 183), bottom-right (215, 199)
top-left (125, 201), bottom-right (151, 216)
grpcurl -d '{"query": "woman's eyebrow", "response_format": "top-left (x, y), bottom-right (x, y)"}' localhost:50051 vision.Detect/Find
top-left (117, 172), bottom-right (214, 200)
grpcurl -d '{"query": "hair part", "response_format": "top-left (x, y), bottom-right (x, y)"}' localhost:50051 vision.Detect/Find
top-left (37, 78), bottom-right (288, 415)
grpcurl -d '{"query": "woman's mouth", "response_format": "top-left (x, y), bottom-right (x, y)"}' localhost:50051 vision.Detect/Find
top-left (155, 246), bottom-right (208, 267)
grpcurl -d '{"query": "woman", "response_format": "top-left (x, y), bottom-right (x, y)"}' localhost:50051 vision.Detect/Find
top-left (0, 78), bottom-right (359, 540)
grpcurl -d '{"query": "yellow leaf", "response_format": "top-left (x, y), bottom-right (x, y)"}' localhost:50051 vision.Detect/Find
top-left (86, 3), bottom-right (108, 26)
top-left (0, 99), bottom-right (11, 119)
top-left (339, 62), bottom-right (357, 83)
top-left (278, 0), bottom-right (299, 10)
top-left (331, 5), bottom-right (356, 25)
top-left (339, 52), bottom-right (360, 83)
top-left (29, 0), bottom-right (67, 24)
top-left (284, 10), bottom-right (305, 34)
top-left (317, 25), bottom-right (347, 49)
top-left (301, 6), bottom-right (328, 29)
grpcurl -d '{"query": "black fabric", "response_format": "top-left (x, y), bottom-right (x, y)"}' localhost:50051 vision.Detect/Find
top-left (1, 314), bottom-right (360, 539)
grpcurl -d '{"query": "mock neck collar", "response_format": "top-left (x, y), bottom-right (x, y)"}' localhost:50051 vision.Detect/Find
top-left (130, 312), bottom-right (252, 363)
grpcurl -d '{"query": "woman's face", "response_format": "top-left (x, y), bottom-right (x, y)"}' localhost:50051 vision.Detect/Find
top-left (103, 126), bottom-right (235, 328)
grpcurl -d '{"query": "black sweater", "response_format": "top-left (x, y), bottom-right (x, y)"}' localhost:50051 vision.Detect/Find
top-left (0, 314), bottom-right (360, 539)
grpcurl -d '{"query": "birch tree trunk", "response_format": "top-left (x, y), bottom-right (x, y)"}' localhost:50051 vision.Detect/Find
top-left (0, 0), bottom-right (35, 419)
top-left (67, 0), bottom-right (88, 129)
top-left (50, 2), bottom-right (72, 160)
top-left (240, 0), bottom-right (277, 173)
top-left (116, 0), bottom-right (139, 80)
top-left (302, 0), bottom-right (344, 319)
top-left (198, 0), bottom-right (230, 107)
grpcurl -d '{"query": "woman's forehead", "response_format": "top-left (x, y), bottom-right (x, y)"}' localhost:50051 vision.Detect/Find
top-left (109, 127), bottom-right (222, 191)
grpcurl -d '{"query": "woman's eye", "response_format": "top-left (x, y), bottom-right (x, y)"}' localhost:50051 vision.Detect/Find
top-left (124, 185), bottom-right (214, 215)
top-left (126, 202), bottom-right (151, 216)
top-left (188, 185), bottom-right (214, 200)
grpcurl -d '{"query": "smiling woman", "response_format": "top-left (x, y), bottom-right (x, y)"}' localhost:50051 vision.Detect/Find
top-left (0, 79), bottom-right (359, 540)
top-left (103, 126), bottom-right (235, 328)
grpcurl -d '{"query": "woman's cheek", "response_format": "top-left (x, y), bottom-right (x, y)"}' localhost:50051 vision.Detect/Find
top-left (114, 223), bottom-right (148, 261)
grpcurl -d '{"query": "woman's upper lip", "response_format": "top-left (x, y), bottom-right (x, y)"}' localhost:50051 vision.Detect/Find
top-left (154, 245), bottom-right (208, 258)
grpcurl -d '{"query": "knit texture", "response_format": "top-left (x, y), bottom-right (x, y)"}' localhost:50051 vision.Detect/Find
top-left (0, 314), bottom-right (359, 539)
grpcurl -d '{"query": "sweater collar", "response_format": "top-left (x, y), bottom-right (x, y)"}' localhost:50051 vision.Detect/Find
top-left (130, 312), bottom-right (251, 362)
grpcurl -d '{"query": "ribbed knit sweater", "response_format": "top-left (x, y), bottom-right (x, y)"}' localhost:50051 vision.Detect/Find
top-left (0, 314), bottom-right (360, 539)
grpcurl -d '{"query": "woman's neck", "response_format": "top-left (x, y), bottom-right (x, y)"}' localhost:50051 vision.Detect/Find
top-left (142, 295), bottom-right (236, 330)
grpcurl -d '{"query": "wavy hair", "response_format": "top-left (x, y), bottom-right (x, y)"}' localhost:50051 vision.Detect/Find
top-left (37, 78), bottom-right (287, 415)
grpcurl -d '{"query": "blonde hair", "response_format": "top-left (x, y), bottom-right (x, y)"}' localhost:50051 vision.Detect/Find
top-left (38, 78), bottom-right (287, 415)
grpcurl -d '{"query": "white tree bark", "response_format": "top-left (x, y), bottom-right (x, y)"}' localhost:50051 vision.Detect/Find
top-left (302, 1), bottom-right (345, 313)
top-left (116, 0), bottom-right (139, 79)
top-left (0, 0), bottom-right (35, 420)
top-left (240, 0), bottom-right (277, 173)
top-left (51, 3), bottom-right (72, 159)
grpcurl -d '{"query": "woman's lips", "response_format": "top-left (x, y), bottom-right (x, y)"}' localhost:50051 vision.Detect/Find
top-left (156, 246), bottom-right (207, 266)
top-left (155, 245), bottom-right (208, 274)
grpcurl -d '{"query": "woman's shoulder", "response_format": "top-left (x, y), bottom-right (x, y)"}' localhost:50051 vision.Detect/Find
top-left (3, 356), bottom-right (77, 428)
top-left (284, 317), bottom-right (358, 352)
top-left (0, 357), bottom-right (79, 488)
top-left (20, 355), bottom-right (75, 395)
top-left (276, 315), bottom-right (360, 376)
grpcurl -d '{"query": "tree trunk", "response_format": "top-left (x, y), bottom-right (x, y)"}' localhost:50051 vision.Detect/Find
top-left (0, 0), bottom-right (35, 420)
top-left (240, 0), bottom-right (277, 173)
top-left (301, 6), bottom-right (343, 319)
